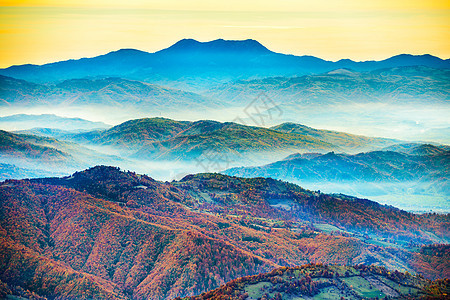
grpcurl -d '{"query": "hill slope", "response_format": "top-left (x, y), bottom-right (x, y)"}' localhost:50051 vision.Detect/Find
top-left (0, 166), bottom-right (449, 299)
top-left (271, 122), bottom-right (397, 152)
top-left (185, 264), bottom-right (449, 300)
top-left (0, 129), bottom-right (71, 162)
top-left (208, 66), bottom-right (450, 106)
top-left (0, 168), bottom-right (273, 299)
top-left (0, 130), bottom-right (126, 179)
top-left (224, 147), bottom-right (450, 211)
top-left (225, 147), bottom-right (449, 185)
top-left (0, 76), bottom-right (219, 111)
top-left (0, 114), bottom-right (110, 131)
top-left (71, 118), bottom-right (337, 165)
top-left (206, 66), bottom-right (450, 141)
top-left (71, 117), bottom-right (402, 166)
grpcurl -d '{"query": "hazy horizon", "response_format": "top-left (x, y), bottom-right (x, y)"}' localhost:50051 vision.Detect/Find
top-left (1, 38), bottom-right (449, 69)
top-left (1, 2), bottom-right (449, 299)
top-left (1, 0), bottom-right (449, 67)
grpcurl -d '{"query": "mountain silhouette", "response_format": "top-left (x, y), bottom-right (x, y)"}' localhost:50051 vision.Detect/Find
top-left (160, 38), bottom-right (271, 54)
top-left (1, 39), bottom-right (448, 84)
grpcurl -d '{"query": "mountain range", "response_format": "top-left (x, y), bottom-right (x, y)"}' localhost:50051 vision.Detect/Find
top-left (1, 39), bottom-right (448, 143)
top-left (0, 166), bottom-right (448, 299)
top-left (1, 38), bottom-right (449, 299)
top-left (3, 116), bottom-right (448, 200)
top-left (11, 116), bottom-right (402, 172)
top-left (1, 116), bottom-right (448, 213)
top-left (1, 66), bottom-right (448, 142)
top-left (0, 76), bottom-right (219, 112)
top-left (1, 39), bottom-right (449, 85)
top-left (82, 118), bottom-right (337, 162)
top-left (208, 66), bottom-right (450, 107)
top-left (225, 144), bottom-right (449, 189)
top-left (71, 117), bottom-right (399, 156)
top-left (224, 144), bottom-right (450, 211)
top-left (4, 66), bottom-right (448, 113)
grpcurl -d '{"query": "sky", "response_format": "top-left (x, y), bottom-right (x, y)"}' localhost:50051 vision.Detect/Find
top-left (0, 0), bottom-right (449, 67)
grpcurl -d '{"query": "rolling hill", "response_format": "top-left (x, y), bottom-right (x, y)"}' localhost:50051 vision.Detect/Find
top-left (204, 65), bottom-right (450, 141)
top-left (224, 145), bottom-right (450, 211)
top-left (3, 118), bottom-right (446, 204)
top-left (132, 122), bottom-right (335, 162)
top-left (71, 118), bottom-right (336, 163)
top-left (184, 264), bottom-right (450, 300)
top-left (0, 129), bottom-right (71, 162)
top-left (208, 66), bottom-right (450, 107)
top-left (70, 117), bottom-right (401, 164)
top-left (382, 143), bottom-right (450, 156)
top-left (271, 122), bottom-right (398, 152)
top-left (0, 76), bottom-right (219, 112)
top-left (0, 130), bottom-right (126, 180)
top-left (0, 114), bottom-right (110, 131)
top-left (1, 37), bottom-right (449, 300)
top-left (1, 45), bottom-right (448, 143)
top-left (224, 146), bottom-right (449, 185)
top-left (74, 118), bottom-right (193, 149)
top-left (0, 166), bottom-right (448, 299)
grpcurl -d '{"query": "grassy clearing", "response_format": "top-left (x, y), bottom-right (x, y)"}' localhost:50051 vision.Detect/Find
top-left (245, 282), bottom-right (273, 299)
top-left (313, 223), bottom-right (342, 233)
top-left (343, 276), bottom-right (387, 299)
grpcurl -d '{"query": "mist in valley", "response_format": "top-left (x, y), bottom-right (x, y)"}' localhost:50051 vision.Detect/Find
top-left (1, 50), bottom-right (449, 215)
top-left (1, 4), bottom-right (450, 298)
top-left (274, 180), bottom-right (450, 213)
top-left (2, 101), bottom-right (449, 143)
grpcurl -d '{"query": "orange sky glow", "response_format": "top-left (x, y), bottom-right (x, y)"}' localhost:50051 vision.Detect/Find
top-left (0, 0), bottom-right (449, 67)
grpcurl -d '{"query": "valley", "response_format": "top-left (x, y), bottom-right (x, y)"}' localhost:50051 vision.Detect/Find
top-left (1, 115), bottom-right (448, 213)
top-left (0, 37), bottom-right (449, 299)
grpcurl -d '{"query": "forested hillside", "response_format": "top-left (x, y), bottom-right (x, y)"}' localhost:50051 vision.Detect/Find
top-left (0, 166), bottom-right (448, 299)
top-left (184, 264), bottom-right (450, 300)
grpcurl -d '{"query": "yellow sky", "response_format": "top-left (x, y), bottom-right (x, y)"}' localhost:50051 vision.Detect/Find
top-left (0, 0), bottom-right (449, 67)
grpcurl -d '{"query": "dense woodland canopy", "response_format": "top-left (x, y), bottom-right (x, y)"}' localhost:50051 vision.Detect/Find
top-left (0, 166), bottom-right (448, 299)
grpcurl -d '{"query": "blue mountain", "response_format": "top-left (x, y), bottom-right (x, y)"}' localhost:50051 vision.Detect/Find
top-left (0, 39), bottom-right (448, 84)
top-left (161, 38), bottom-right (271, 54)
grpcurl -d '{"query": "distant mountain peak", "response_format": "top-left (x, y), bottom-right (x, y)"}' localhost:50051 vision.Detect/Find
top-left (168, 38), bottom-right (201, 49)
top-left (392, 53), bottom-right (432, 58)
top-left (111, 48), bottom-right (146, 54)
top-left (336, 58), bottom-right (356, 63)
top-left (101, 48), bottom-right (149, 58)
top-left (0, 40), bottom-right (448, 83)
top-left (161, 38), bottom-right (271, 54)
top-left (384, 53), bottom-right (444, 64)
